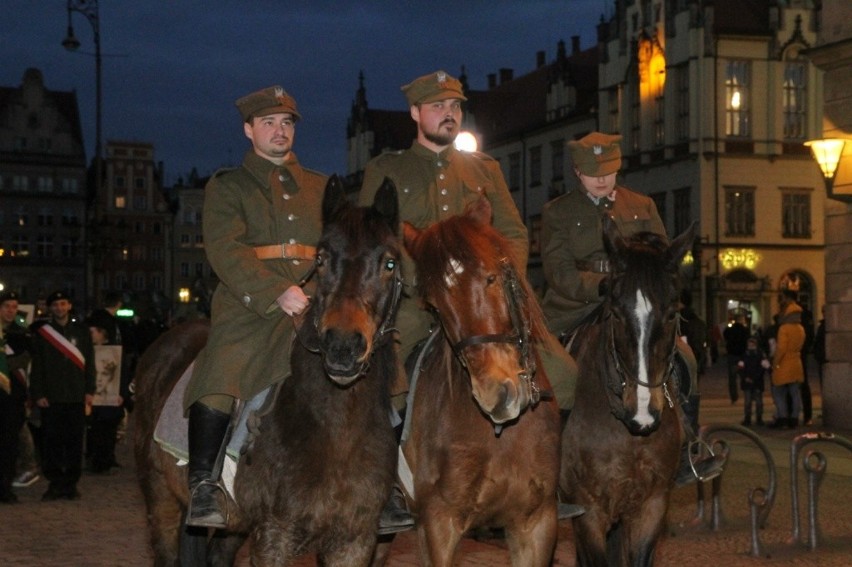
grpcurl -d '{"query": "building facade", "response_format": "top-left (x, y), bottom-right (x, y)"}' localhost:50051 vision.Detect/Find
top-left (598, 0), bottom-right (826, 336)
top-left (95, 140), bottom-right (172, 320)
top-left (0, 68), bottom-right (88, 311)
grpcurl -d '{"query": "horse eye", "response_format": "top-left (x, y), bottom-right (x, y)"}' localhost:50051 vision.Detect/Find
top-left (486, 274), bottom-right (497, 285)
top-left (384, 258), bottom-right (396, 272)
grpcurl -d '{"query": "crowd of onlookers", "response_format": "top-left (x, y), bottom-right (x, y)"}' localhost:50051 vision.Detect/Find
top-left (0, 289), bottom-right (167, 503)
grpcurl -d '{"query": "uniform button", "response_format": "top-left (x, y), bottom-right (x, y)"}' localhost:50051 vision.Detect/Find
top-left (436, 160), bottom-right (444, 167)
top-left (440, 188), bottom-right (448, 195)
top-left (403, 187), bottom-right (410, 193)
top-left (279, 174), bottom-right (285, 182)
top-left (633, 214), bottom-right (638, 219)
top-left (242, 293), bottom-right (251, 306)
top-left (288, 213), bottom-right (297, 221)
top-left (476, 186), bottom-right (483, 193)
top-left (283, 193), bottom-right (291, 200)
top-left (439, 173), bottom-right (445, 180)
top-left (289, 238), bottom-right (297, 244)
top-left (441, 204), bottom-right (449, 211)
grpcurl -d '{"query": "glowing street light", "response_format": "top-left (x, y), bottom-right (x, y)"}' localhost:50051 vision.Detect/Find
top-left (805, 138), bottom-right (852, 203)
top-left (454, 131), bottom-right (479, 152)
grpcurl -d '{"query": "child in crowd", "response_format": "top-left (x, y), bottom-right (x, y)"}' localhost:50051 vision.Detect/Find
top-left (738, 336), bottom-right (771, 426)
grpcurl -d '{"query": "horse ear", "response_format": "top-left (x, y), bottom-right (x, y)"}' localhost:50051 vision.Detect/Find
top-left (466, 195), bottom-right (493, 226)
top-left (322, 174), bottom-right (348, 224)
top-left (371, 177), bottom-right (399, 231)
top-left (666, 221), bottom-right (698, 270)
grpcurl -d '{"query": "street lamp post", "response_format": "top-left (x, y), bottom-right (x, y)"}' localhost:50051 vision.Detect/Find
top-left (62, 0), bottom-right (101, 311)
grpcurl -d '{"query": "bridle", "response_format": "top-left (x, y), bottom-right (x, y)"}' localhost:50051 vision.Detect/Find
top-left (602, 294), bottom-right (679, 423)
top-left (297, 257), bottom-right (404, 377)
top-left (444, 257), bottom-right (546, 407)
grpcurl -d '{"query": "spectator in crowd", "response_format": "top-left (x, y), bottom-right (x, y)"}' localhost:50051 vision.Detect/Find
top-left (737, 336), bottom-right (770, 426)
top-left (85, 323), bottom-right (125, 474)
top-left (30, 291), bottom-right (95, 500)
top-left (768, 289), bottom-right (805, 429)
top-left (723, 315), bottom-right (750, 403)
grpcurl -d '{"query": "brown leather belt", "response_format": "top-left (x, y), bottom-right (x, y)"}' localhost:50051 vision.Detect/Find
top-left (576, 259), bottom-right (611, 273)
top-left (254, 243), bottom-right (316, 261)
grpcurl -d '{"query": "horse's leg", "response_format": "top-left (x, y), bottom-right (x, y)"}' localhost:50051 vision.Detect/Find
top-left (139, 453), bottom-right (188, 566)
top-left (623, 493), bottom-right (668, 567)
top-left (504, 505), bottom-right (558, 567)
top-left (250, 520), bottom-right (297, 567)
top-left (571, 511), bottom-right (610, 567)
top-left (320, 533), bottom-right (378, 567)
top-left (417, 513), bottom-right (463, 567)
top-left (207, 533), bottom-right (247, 567)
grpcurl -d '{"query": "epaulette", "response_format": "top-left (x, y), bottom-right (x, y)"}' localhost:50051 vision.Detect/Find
top-left (467, 151), bottom-right (496, 162)
top-left (211, 166), bottom-right (237, 178)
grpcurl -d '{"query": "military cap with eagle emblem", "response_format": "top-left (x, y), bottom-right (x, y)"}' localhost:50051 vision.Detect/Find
top-left (567, 132), bottom-right (623, 177)
top-left (235, 85), bottom-right (301, 122)
top-left (401, 70), bottom-right (468, 106)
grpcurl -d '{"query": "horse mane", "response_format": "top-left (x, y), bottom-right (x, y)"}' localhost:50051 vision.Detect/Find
top-left (609, 230), bottom-right (679, 306)
top-left (412, 214), bottom-right (551, 345)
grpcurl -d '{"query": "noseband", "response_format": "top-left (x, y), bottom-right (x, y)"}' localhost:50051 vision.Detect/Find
top-left (448, 257), bottom-right (545, 406)
top-left (298, 258), bottom-right (404, 377)
top-left (603, 306), bottom-right (678, 423)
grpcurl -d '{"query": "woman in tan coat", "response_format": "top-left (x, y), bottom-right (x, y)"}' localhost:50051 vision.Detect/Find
top-left (769, 289), bottom-right (806, 428)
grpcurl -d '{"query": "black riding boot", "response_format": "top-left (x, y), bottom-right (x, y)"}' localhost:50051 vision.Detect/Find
top-left (675, 393), bottom-right (726, 487)
top-left (378, 418), bottom-right (415, 535)
top-left (186, 402), bottom-right (230, 528)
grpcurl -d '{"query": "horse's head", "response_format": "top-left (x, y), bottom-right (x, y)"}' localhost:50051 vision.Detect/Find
top-left (601, 217), bottom-right (696, 435)
top-left (301, 175), bottom-right (402, 386)
top-left (403, 197), bottom-right (545, 424)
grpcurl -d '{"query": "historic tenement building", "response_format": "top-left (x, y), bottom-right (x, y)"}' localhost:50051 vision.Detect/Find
top-left (0, 68), bottom-right (88, 310)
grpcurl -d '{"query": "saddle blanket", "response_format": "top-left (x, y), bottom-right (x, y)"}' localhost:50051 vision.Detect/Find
top-left (153, 361), bottom-right (270, 499)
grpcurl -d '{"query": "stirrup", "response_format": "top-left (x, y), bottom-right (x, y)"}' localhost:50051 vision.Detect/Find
top-left (685, 438), bottom-right (724, 483)
top-left (186, 478), bottom-right (229, 528)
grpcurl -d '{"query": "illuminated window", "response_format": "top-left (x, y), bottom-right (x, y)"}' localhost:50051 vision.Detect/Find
top-left (725, 60), bottom-right (750, 137)
top-left (115, 195), bottom-right (126, 209)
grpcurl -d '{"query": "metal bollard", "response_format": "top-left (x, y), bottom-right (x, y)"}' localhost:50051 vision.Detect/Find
top-left (788, 432), bottom-right (852, 548)
top-left (803, 450), bottom-right (827, 550)
top-left (748, 487), bottom-right (768, 557)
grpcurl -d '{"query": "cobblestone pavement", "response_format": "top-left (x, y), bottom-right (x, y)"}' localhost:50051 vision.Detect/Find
top-left (3, 360), bottom-right (851, 566)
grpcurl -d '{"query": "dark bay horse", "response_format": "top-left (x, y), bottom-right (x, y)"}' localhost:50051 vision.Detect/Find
top-left (396, 197), bottom-right (561, 566)
top-left (134, 176), bottom-right (402, 566)
top-left (560, 219), bottom-right (696, 567)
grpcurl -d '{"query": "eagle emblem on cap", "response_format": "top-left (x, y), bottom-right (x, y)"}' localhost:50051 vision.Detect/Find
top-left (593, 145), bottom-right (603, 155)
top-left (436, 71), bottom-right (447, 87)
top-left (274, 86), bottom-right (287, 104)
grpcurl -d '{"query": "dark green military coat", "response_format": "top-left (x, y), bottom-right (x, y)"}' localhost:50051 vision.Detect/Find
top-left (541, 184), bottom-right (666, 335)
top-left (30, 319), bottom-right (96, 403)
top-left (359, 142), bottom-right (528, 361)
top-left (183, 150), bottom-right (326, 411)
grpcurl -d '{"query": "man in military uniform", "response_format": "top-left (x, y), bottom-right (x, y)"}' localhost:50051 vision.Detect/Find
top-left (359, 70), bottom-right (582, 517)
top-left (182, 85), bottom-right (328, 528)
top-left (541, 132), bottom-right (724, 486)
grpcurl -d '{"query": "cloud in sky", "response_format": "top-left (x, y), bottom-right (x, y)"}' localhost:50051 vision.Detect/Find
top-left (3, 1), bottom-right (607, 184)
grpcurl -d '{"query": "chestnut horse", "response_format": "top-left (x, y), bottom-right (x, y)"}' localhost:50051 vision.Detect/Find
top-left (560, 219), bottom-right (696, 566)
top-left (134, 176), bottom-right (403, 566)
top-left (396, 197), bottom-right (561, 566)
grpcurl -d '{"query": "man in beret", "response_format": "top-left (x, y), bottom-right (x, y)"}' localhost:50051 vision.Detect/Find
top-left (29, 291), bottom-right (95, 500)
top-left (541, 131), bottom-right (724, 486)
top-left (359, 70), bottom-right (582, 518)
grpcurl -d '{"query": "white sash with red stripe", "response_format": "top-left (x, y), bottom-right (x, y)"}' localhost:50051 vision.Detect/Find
top-left (38, 324), bottom-right (85, 370)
